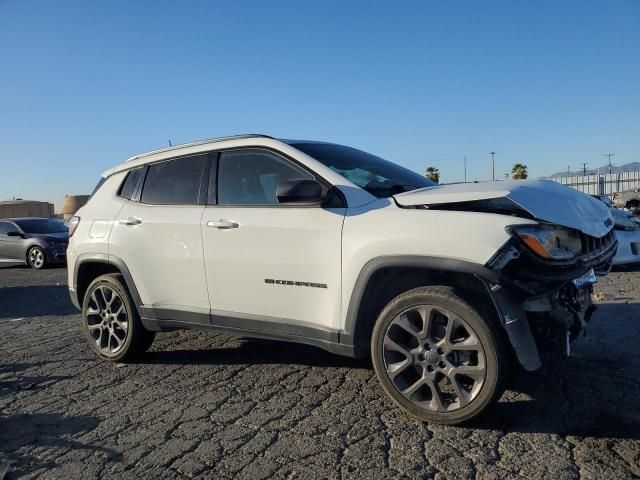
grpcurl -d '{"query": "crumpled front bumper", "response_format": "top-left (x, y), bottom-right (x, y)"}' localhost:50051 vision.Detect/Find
top-left (483, 230), bottom-right (617, 371)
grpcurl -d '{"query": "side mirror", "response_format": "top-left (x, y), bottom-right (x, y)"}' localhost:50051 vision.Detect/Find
top-left (276, 179), bottom-right (325, 204)
top-left (6, 230), bottom-right (23, 237)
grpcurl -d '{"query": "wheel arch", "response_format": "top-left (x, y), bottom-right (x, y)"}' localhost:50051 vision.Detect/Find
top-left (73, 255), bottom-right (143, 314)
top-left (342, 256), bottom-right (503, 358)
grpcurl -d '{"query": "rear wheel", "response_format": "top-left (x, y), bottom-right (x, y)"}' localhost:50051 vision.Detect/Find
top-left (371, 286), bottom-right (509, 425)
top-left (27, 246), bottom-right (46, 269)
top-left (81, 273), bottom-right (155, 361)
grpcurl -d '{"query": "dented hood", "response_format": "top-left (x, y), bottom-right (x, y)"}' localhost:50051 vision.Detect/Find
top-left (393, 180), bottom-right (613, 238)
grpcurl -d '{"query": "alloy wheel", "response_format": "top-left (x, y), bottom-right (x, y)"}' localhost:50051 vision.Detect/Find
top-left (85, 285), bottom-right (129, 354)
top-left (382, 305), bottom-right (486, 413)
top-left (28, 247), bottom-right (44, 268)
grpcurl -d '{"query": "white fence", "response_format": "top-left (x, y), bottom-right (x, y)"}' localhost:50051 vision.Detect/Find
top-left (548, 171), bottom-right (640, 197)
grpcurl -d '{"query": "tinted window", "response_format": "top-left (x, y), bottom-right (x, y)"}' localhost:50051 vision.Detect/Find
top-left (119, 168), bottom-right (144, 200)
top-left (15, 219), bottom-right (67, 234)
top-left (217, 149), bottom-right (313, 205)
top-left (141, 154), bottom-right (207, 205)
top-left (290, 142), bottom-right (434, 198)
top-left (0, 222), bottom-right (12, 234)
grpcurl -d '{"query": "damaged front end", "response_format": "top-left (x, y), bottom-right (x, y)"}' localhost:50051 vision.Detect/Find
top-left (393, 179), bottom-right (618, 371)
top-left (484, 226), bottom-right (617, 370)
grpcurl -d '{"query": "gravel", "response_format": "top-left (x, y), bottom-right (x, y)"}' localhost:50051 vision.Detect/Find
top-left (1, 264), bottom-right (639, 479)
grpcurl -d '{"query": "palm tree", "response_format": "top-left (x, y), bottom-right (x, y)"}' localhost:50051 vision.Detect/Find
top-left (511, 163), bottom-right (528, 180)
top-left (425, 166), bottom-right (440, 183)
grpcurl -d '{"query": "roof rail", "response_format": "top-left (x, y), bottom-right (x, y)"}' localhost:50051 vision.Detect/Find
top-left (126, 134), bottom-right (275, 162)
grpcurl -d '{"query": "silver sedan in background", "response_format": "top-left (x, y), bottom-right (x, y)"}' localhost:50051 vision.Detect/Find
top-left (0, 218), bottom-right (69, 269)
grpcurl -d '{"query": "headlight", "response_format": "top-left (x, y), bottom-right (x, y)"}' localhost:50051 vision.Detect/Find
top-left (512, 225), bottom-right (582, 260)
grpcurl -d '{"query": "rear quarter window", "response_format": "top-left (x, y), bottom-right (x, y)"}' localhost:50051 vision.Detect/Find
top-left (118, 168), bottom-right (145, 200)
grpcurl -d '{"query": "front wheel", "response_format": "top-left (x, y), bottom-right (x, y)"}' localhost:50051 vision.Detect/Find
top-left (27, 246), bottom-right (46, 269)
top-left (81, 273), bottom-right (155, 362)
top-left (371, 286), bottom-right (509, 425)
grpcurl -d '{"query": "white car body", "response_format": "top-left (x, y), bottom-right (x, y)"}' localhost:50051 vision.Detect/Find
top-left (609, 209), bottom-right (640, 265)
top-left (68, 135), bottom-right (616, 371)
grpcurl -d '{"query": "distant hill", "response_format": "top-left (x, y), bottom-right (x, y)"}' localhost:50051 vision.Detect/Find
top-left (549, 162), bottom-right (640, 178)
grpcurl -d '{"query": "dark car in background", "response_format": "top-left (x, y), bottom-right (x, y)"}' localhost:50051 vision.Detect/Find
top-left (0, 218), bottom-right (68, 269)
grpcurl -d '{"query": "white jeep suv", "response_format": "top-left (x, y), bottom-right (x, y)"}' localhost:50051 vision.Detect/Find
top-left (68, 134), bottom-right (616, 424)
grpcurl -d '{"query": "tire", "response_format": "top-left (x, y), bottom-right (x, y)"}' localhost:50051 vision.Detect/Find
top-left (371, 286), bottom-right (509, 425)
top-left (81, 273), bottom-right (155, 362)
top-left (27, 246), bottom-right (46, 269)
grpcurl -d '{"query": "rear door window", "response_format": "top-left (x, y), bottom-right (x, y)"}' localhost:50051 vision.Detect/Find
top-left (140, 154), bottom-right (207, 205)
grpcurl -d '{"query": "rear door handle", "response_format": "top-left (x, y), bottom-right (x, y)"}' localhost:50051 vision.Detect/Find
top-left (119, 216), bottom-right (142, 226)
top-left (207, 220), bottom-right (239, 229)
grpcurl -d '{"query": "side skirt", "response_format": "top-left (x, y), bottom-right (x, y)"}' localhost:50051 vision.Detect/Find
top-left (140, 307), bottom-right (357, 358)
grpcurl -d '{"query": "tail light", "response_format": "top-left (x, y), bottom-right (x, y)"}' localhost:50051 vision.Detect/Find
top-left (67, 216), bottom-right (80, 237)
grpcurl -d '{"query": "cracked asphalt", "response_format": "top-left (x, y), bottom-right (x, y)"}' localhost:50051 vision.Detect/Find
top-left (1, 265), bottom-right (639, 479)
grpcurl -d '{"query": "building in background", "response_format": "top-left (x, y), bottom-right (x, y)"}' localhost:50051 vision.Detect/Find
top-left (0, 199), bottom-right (55, 218)
top-left (62, 194), bottom-right (90, 220)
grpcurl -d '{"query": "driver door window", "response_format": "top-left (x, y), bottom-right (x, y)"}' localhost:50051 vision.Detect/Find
top-left (216, 149), bottom-right (313, 205)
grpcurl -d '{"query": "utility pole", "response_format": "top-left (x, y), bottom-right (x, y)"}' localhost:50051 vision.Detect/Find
top-left (169, 139), bottom-right (172, 146)
top-left (567, 165), bottom-right (571, 176)
top-left (581, 162), bottom-right (588, 176)
top-left (464, 156), bottom-right (467, 182)
top-left (604, 153), bottom-right (614, 175)
top-left (490, 152), bottom-right (496, 181)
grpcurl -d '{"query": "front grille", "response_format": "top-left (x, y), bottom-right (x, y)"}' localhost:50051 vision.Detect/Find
top-left (580, 229), bottom-right (617, 268)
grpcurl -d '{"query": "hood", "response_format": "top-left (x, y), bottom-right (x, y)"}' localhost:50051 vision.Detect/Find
top-left (393, 180), bottom-right (613, 238)
top-left (31, 232), bottom-right (69, 242)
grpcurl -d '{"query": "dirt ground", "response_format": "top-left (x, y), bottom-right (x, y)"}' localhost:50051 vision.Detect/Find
top-left (1, 264), bottom-right (639, 479)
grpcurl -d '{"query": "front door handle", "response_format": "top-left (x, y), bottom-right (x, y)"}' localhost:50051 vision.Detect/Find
top-left (207, 220), bottom-right (239, 229)
top-left (119, 216), bottom-right (142, 226)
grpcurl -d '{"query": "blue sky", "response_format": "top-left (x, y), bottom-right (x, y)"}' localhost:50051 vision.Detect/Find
top-left (1, 0), bottom-right (639, 210)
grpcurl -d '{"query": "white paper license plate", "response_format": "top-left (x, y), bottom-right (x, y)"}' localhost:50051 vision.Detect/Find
top-left (572, 268), bottom-right (597, 288)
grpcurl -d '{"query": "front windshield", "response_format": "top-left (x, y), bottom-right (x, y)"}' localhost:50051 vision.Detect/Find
top-left (15, 219), bottom-right (68, 234)
top-left (290, 142), bottom-right (435, 198)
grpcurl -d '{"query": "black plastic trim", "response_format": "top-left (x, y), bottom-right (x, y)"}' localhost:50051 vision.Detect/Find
top-left (343, 255), bottom-right (501, 341)
top-left (71, 254), bottom-right (144, 315)
top-left (140, 307), bottom-right (354, 357)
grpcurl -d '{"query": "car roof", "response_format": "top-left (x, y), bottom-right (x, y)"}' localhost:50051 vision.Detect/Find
top-left (101, 134), bottom-right (336, 178)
